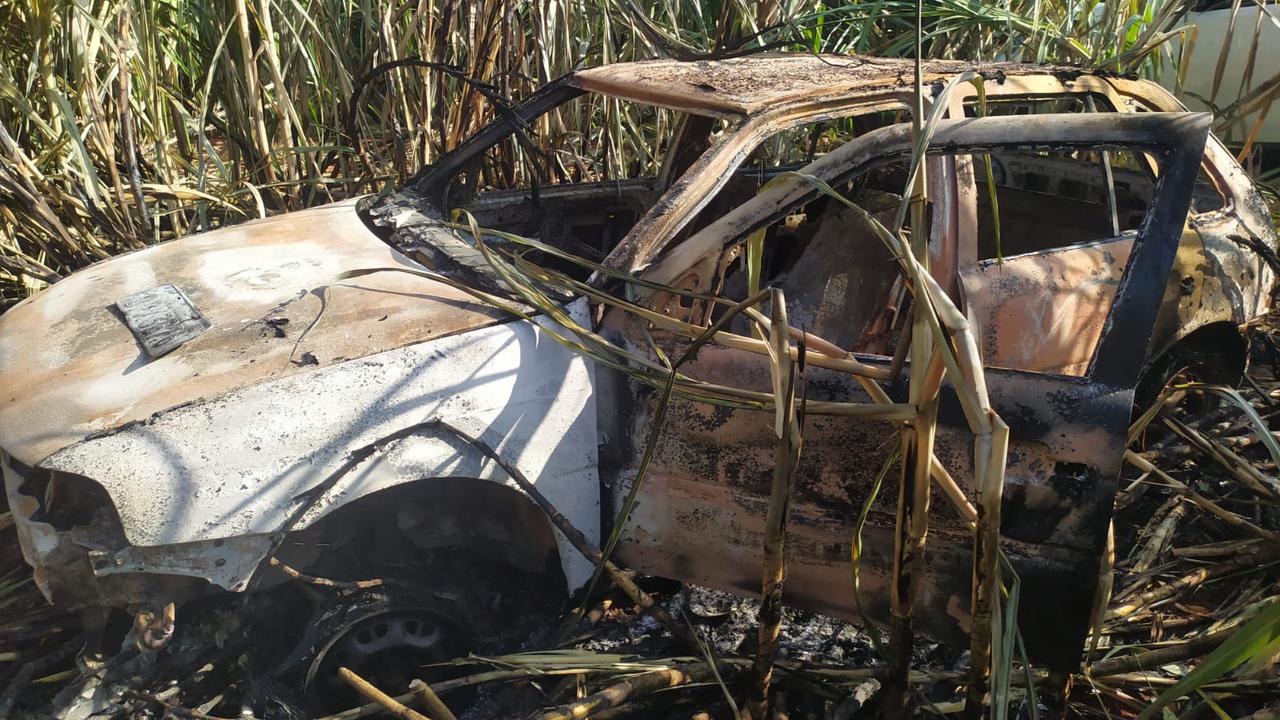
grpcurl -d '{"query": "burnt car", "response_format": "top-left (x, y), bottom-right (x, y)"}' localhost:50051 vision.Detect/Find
top-left (1, 55), bottom-right (1273, 708)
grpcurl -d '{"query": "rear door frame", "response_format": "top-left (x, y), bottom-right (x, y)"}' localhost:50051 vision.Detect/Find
top-left (599, 112), bottom-right (1210, 670)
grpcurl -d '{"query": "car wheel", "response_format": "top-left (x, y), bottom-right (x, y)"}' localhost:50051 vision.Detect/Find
top-left (301, 581), bottom-right (480, 716)
top-left (250, 551), bottom-right (559, 719)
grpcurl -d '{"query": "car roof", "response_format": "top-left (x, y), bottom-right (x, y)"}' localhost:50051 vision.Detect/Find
top-left (571, 53), bottom-right (1070, 116)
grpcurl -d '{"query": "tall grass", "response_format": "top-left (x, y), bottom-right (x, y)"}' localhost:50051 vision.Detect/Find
top-left (0, 3), bottom-right (1277, 718)
top-left (0, 0), bottom-right (1258, 307)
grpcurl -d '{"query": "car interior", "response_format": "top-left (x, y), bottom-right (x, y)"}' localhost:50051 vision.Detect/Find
top-left (695, 145), bottom-right (1166, 376)
top-left (439, 93), bottom-right (1227, 378)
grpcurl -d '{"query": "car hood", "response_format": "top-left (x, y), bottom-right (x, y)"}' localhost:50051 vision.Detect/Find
top-left (0, 199), bottom-right (508, 465)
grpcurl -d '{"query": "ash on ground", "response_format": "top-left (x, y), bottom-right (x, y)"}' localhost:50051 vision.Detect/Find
top-left (582, 585), bottom-right (951, 671)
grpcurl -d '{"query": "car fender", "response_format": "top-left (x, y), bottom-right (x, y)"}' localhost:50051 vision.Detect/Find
top-left (27, 301), bottom-right (599, 599)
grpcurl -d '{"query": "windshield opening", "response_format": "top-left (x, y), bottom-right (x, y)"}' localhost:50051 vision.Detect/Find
top-left (409, 88), bottom-right (734, 267)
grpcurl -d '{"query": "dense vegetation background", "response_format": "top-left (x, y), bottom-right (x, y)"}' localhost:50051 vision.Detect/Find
top-left (0, 0), bottom-right (1274, 308)
top-left (0, 4), bottom-right (1278, 718)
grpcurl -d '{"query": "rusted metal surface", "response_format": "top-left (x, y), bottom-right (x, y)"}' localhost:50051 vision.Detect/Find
top-left (962, 237), bottom-right (1136, 376)
top-left (0, 54), bottom-right (1274, 674)
top-left (572, 54), bottom-right (1046, 117)
top-left (598, 344), bottom-right (1126, 668)
top-left (5, 304), bottom-right (599, 605)
top-left (0, 200), bottom-right (508, 466)
top-left (600, 112), bottom-right (1216, 669)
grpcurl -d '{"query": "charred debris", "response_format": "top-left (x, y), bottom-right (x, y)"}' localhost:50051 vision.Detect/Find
top-left (2, 255), bottom-right (1280, 717)
top-left (0, 55), bottom-right (1279, 719)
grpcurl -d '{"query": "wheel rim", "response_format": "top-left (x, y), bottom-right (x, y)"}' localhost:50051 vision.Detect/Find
top-left (305, 607), bottom-right (469, 714)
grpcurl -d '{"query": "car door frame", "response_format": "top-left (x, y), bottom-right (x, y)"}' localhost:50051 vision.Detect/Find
top-left (597, 111), bottom-right (1210, 670)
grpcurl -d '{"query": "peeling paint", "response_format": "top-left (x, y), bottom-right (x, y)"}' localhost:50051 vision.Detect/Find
top-left (0, 56), bottom-right (1273, 675)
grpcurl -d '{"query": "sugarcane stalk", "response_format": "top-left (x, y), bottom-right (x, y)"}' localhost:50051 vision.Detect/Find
top-left (117, 690), bottom-right (234, 720)
top-left (232, 0), bottom-right (276, 186)
top-left (322, 668), bottom-right (602, 719)
top-left (1106, 542), bottom-right (1279, 619)
top-left (408, 679), bottom-right (458, 720)
top-left (885, 9), bottom-right (932, 713)
top-left (337, 667), bottom-right (428, 720)
top-left (1088, 625), bottom-right (1241, 677)
top-left (1132, 501), bottom-right (1186, 574)
top-left (532, 665), bottom-right (716, 720)
top-left (1097, 675), bottom-right (1280, 691)
top-left (1124, 451), bottom-right (1280, 544)
top-left (885, 311), bottom-right (936, 718)
top-left (1163, 417), bottom-right (1280, 500)
top-left (964, 411), bottom-right (1009, 718)
top-left (885, 334), bottom-right (935, 720)
top-left (747, 288), bottom-right (805, 719)
top-left (1173, 538), bottom-right (1262, 558)
top-left (1086, 520), bottom-right (1116, 661)
top-left (931, 455), bottom-right (980, 527)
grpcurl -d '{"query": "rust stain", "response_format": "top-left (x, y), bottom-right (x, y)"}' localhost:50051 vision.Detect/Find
top-left (0, 200), bottom-right (506, 465)
top-left (573, 54), bottom-right (1054, 116)
top-left (962, 238), bottom-right (1135, 376)
top-left (3, 55), bottom-right (1276, 675)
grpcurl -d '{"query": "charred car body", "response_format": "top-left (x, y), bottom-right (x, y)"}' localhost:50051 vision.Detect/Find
top-left (1, 55), bottom-right (1274, 702)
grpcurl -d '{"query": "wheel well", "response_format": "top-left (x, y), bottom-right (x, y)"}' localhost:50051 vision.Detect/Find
top-left (1160, 321), bottom-right (1248, 385)
top-left (280, 478), bottom-right (566, 590)
top-left (1138, 321), bottom-right (1247, 407)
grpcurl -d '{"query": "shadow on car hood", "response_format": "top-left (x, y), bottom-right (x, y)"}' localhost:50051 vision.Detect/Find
top-left (0, 199), bottom-right (509, 465)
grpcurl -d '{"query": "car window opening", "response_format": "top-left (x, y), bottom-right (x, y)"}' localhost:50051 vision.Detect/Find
top-left (964, 146), bottom-right (1166, 377)
top-left (432, 94), bottom-right (734, 278)
top-left (971, 147), bottom-right (1156, 262)
top-left (694, 155), bottom-right (914, 357)
top-left (691, 140), bottom-right (1169, 380)
top-left (961, 92), bottom-right (1113, 118)
top-left (429, 98), bottom-right (913, 291)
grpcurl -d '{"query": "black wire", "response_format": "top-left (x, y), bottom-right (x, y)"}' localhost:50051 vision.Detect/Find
top-left (307, 58), bottom-right (546, 205)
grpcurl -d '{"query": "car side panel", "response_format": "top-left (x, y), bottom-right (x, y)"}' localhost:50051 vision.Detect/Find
top-left (22, 304), bottom-right (600, 597)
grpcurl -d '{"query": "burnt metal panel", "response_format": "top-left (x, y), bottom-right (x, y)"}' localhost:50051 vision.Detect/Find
top-left (0, 200), bottom-right (509, 466)
top-left (603, 112), bottom-right (1209, 672)
top-left (572, 54), bottom-right (1059, 116)
top-left (1088, 114), bottom-right (1213, 386)
top-left (114, 284), bottom-right (210, 358)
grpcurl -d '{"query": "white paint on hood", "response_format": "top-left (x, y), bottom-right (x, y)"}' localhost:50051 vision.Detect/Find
top-left (43, 302), bottom-right (601, 591)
